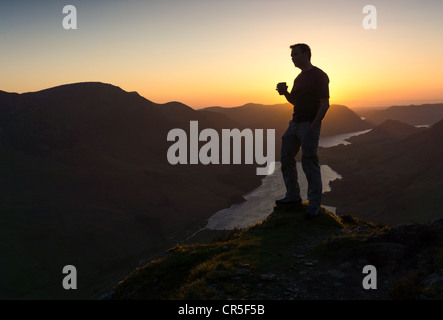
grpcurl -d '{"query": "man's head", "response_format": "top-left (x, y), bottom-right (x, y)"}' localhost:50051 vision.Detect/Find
top-left (290, 43), bottom-right (311, 69)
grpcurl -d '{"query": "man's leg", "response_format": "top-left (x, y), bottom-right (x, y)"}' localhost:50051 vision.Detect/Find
top-left (299, 123), bottom-right (322, 215)
top-left (279, 121), bottom-right (302, 204)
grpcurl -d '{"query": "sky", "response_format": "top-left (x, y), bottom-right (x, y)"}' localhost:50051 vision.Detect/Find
top-left (1, 0), bottom-right (443, 109)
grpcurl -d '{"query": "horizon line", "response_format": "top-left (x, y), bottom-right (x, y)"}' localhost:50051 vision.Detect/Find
top-left (3, 81), bottom-right (443, 111)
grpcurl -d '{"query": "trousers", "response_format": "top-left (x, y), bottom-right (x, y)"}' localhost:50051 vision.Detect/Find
top-left (280, 121), bottom-right (322, 210)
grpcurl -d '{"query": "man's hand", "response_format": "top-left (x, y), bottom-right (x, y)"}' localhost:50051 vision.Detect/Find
top-left (310, 120), bottom-right (321, 133)
top-left (310, 98), bottom-right (330, 132)
top-left (277, 83), bottom-right (296, 105)
top-left (276, 82), bottom-right (288, 95)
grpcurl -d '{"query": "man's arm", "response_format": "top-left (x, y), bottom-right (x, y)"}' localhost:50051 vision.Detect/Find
top-left (283, 91), bottom-right (296, 105)
top-left (310, 98), bottom-right (329, 132)
top-left (276, 85), bottom-right (296, 105)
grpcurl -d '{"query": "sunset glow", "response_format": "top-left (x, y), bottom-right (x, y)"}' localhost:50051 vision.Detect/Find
top-left (1, 0), bottom-right (442, 109)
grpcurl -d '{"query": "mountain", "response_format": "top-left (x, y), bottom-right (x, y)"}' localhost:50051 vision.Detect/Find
top-left (109, 205), bottom-right (443, 300)
top-left (319, 104), bottom-right (373, 135)
top-left (320, 119), bottom-right (443, 225)
top-left (356, 103), bottom-right (443, 126)
top-left (0, 82), bottom-right (262, 299)
top-left (344, 119), bottom-right (427, 145)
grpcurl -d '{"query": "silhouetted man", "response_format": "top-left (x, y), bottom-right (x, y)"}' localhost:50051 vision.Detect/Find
top-left (276, 43), bottom-right (330, 218)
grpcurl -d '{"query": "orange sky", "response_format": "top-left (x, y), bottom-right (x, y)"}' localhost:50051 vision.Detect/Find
top-left (1, 0), bottom-right (442, 109)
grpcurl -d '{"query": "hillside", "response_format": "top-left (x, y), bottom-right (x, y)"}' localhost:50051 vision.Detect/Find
top-left (109, 204), bottom-right (443, 300)
top-left (343, 119), bottom-right (427, 145)
top-left (356, 103), bottom-right (443, 126)
top-left (0, 82), bottom-right (262, 299)
top-left (320, 119), bottom-right (443, 225)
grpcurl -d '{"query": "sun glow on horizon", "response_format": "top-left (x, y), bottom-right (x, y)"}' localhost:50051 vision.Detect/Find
top-left (1, 1), bottom-right (442, 110)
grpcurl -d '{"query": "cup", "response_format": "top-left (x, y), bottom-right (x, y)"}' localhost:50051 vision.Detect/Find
top-left (276, 82), bottom-right (288, 95)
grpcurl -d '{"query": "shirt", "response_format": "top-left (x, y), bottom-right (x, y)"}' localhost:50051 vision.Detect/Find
top-left (290, 66), bottom-right (329, 123)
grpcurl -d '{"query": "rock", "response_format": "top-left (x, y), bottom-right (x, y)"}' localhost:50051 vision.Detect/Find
top-left (236, 268), bottom-right (249, 276)
top-left (340, 262), bottom-right (353, 270)
top-left (421, 273), bottom-right (443, 287)
top-left (333, 282), bottom-right (344, 286)
top-left (286, 287), bottom-right (300, 293)
top-left (260, 273), bottom-right (276, 281)
top-left (208, 284), bottom-right (217, 290)
top-left (327, 269), bottom-right (346, 279)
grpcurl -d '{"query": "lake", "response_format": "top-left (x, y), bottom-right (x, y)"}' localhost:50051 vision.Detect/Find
top-left (319, 129), bottom-right (371, 148)
top-left (204, 129), bottom-right (372, 231)
top-left (205, 162), bottom-right (341, 230)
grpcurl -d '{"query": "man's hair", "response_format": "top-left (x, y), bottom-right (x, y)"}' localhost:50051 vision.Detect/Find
top-left (290, 43), bottom-right (311, 60)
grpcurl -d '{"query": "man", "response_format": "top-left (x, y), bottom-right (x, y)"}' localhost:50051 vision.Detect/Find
top-left (276, 43), bottom-right (330, 218)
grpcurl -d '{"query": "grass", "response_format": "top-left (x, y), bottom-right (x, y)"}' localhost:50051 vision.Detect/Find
top-left (389, 249), bottom-right (443, 300)
top-left (107, 202), bottom-right (443, 300)
top-left (111, 203), bottom-right (345, 299)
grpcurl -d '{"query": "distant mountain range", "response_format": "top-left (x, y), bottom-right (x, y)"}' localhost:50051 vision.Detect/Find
top-left (1, 81), bottom-right (442, 299)
top-left (321, 118), bottom-right (443, 225)
top-left (354, 103), bottom-right (443, 126)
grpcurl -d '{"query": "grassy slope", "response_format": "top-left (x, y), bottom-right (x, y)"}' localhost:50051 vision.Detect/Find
top-left (110, 203), bottom-right (340, 299)
top-left (110, 203), bottom-right (443, 300)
